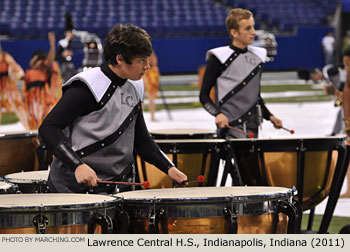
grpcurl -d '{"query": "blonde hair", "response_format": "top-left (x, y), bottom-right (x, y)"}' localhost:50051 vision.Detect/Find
top-left (225, 8), bottom-right (253, 36)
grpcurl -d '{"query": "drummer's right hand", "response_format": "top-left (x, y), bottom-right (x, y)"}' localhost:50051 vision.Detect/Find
top-left (74, 164), bottom-right (98, 187)
top-left (168, 167), bottom-right (187, 184)
top-left (215, 113), bottom-right (229, 128)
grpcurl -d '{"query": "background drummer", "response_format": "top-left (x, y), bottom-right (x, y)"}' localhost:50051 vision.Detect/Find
top-left (341, 48), bottom-right (350, 198)
top-left (39, 24), bottom-right (187, 194)
top-left (199, 8), bottom-right (282, 139)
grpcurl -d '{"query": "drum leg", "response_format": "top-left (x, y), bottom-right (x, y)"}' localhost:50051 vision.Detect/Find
top-left (220, 143), bottom-right (243, 186)
top-left (36, 145), bottom-right (51, 171)
top-left (277, 200), bottom-right (300, 234)
top-left (318, 144), bottom-right (348, 233)
top-left (307, 208), bottom-right (315, 231)
top-left (172, 152), bottom-right (178, 187)
top-left (207, 149), bottom-right (220, 186)
top-left (296, 141), bottom-right (306, 209)
top-left (199, 152), bottom-right (208, 187)
top-left (293, 198), bottom-right (303, 233)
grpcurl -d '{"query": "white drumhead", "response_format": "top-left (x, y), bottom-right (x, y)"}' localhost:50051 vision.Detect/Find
top-left (115, 186), bottom-right (292, 200)
top-left (0, 181), bottom-right (15, 190)
top-left (0, 193), bottom-right (117, 208)
top-left (150, 128), bottom-right (215, 135)
top-left (4, 170), bottom-right (49, 183)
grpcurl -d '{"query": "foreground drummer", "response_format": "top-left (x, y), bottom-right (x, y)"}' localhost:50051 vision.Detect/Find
top-left (39, 24), bottom-right (187, 194)
top-left (199, 8), bottom-right (282, 139)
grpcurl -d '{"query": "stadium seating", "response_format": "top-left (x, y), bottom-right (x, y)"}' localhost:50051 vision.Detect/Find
top-left (219, 0), bottom-right (338, 34)
top-left (0, 0), bottom-right (339, 39)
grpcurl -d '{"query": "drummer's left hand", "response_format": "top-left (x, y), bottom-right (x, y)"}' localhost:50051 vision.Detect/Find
top-left (270, 115), bottom-right (283, 129)
top-left (168, 167), bottom-right (187, 184)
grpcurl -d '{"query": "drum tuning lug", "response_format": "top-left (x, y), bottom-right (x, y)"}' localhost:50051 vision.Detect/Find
top-left (223, 207), bottom-right (238, 234)
top-left (33, 214), bottom-right (49, 234)
top-left (148, 209), bottom-right (157, 233)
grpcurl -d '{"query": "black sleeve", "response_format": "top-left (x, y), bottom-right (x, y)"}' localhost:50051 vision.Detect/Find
top-left (39, 81), bottom-right (97, 151)
top-left (199, 55), bottom-right (224, 116)
top-left (133, 110), bottom-right (174, 174)
top-left (258, 96), bottom-right (273, 120)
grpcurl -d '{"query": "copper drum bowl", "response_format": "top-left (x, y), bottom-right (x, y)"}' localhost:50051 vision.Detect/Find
top-left (0, 194), bottom-right (117, 234)
top-left (0, 131), bottom-right (39, 177)
top-left (229, 137), bottom-right (346, 211)
top-left (137, 129), bottom-right (221, 188)
top-left (113, 186), bottom-right (299, 234)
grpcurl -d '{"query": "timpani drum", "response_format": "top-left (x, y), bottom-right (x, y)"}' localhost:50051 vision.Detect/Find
top-left (4, 170), bottom-right (49, 193)
top-left (0, 194), bottom-right (117, 234)
top-left (0, 131), bottom-right (39, 177)
top-left (114, 186), bottom-right (299, 234)
top-left (229, 137), bottom-right (346, 211)
top-left (137, 139), bottom-right (224, 188)
top-left (0, 181), bottom-right (18, 194)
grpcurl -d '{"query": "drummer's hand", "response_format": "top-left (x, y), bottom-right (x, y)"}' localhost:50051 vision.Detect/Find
top-left (74, 164), bottom-right (98, 187)
top-left (270, 115), bottom-right (282, 129)
top-left (215, 113), bottom-right (229, 128)
top-left (168, 167), bottom-right (187, 184)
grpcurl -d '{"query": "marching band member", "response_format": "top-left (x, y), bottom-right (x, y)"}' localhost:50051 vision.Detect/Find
top-left (39, 24), bottom-right (187, 194)
top-left (200, 8), bottom-right (282, 139)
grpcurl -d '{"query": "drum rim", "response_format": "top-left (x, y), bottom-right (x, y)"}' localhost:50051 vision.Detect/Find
top-left (0, 194), bottom-right (118, 212)
top-left (0, 181), bottom-right (18, 192)
top-left (114, 187), bottom-right (294, 204)
top-left (4, 170), bottom-right (49, 184)
top-left (0, 131), bottom-right (38, 139)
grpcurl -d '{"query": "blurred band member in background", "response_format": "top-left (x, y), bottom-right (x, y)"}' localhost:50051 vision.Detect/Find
top-left (143, 51), bottom-right (159, 121)
top-left (23, 32), bottom-right (62, 130)
top-left (0, 43), bottom-right (28, 129)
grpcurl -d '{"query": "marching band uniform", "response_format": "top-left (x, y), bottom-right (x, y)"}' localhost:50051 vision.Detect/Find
top-left (200, 44), bottom-right (274, 139)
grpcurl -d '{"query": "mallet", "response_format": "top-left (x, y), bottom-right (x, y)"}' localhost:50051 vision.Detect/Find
top-left (227, 125), bottom-right (254, 138)
top-left (97, 179), bottom-right (151, 189)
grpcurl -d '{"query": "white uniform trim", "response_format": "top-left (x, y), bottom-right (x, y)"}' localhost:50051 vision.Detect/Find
top-left (128, 79), bottom-right (145, 101)
top-left (206, 46), bottom-right (234, 64)
top-left (63, 67), bottom-right (111, 102)
top-left (207, 45), bottom-right (267, 64)
top-left (248, 45), bottom-right (267, 63)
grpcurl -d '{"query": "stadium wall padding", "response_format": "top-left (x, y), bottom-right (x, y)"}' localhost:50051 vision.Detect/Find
top-left (1, 26), bottom-right (333, 74)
